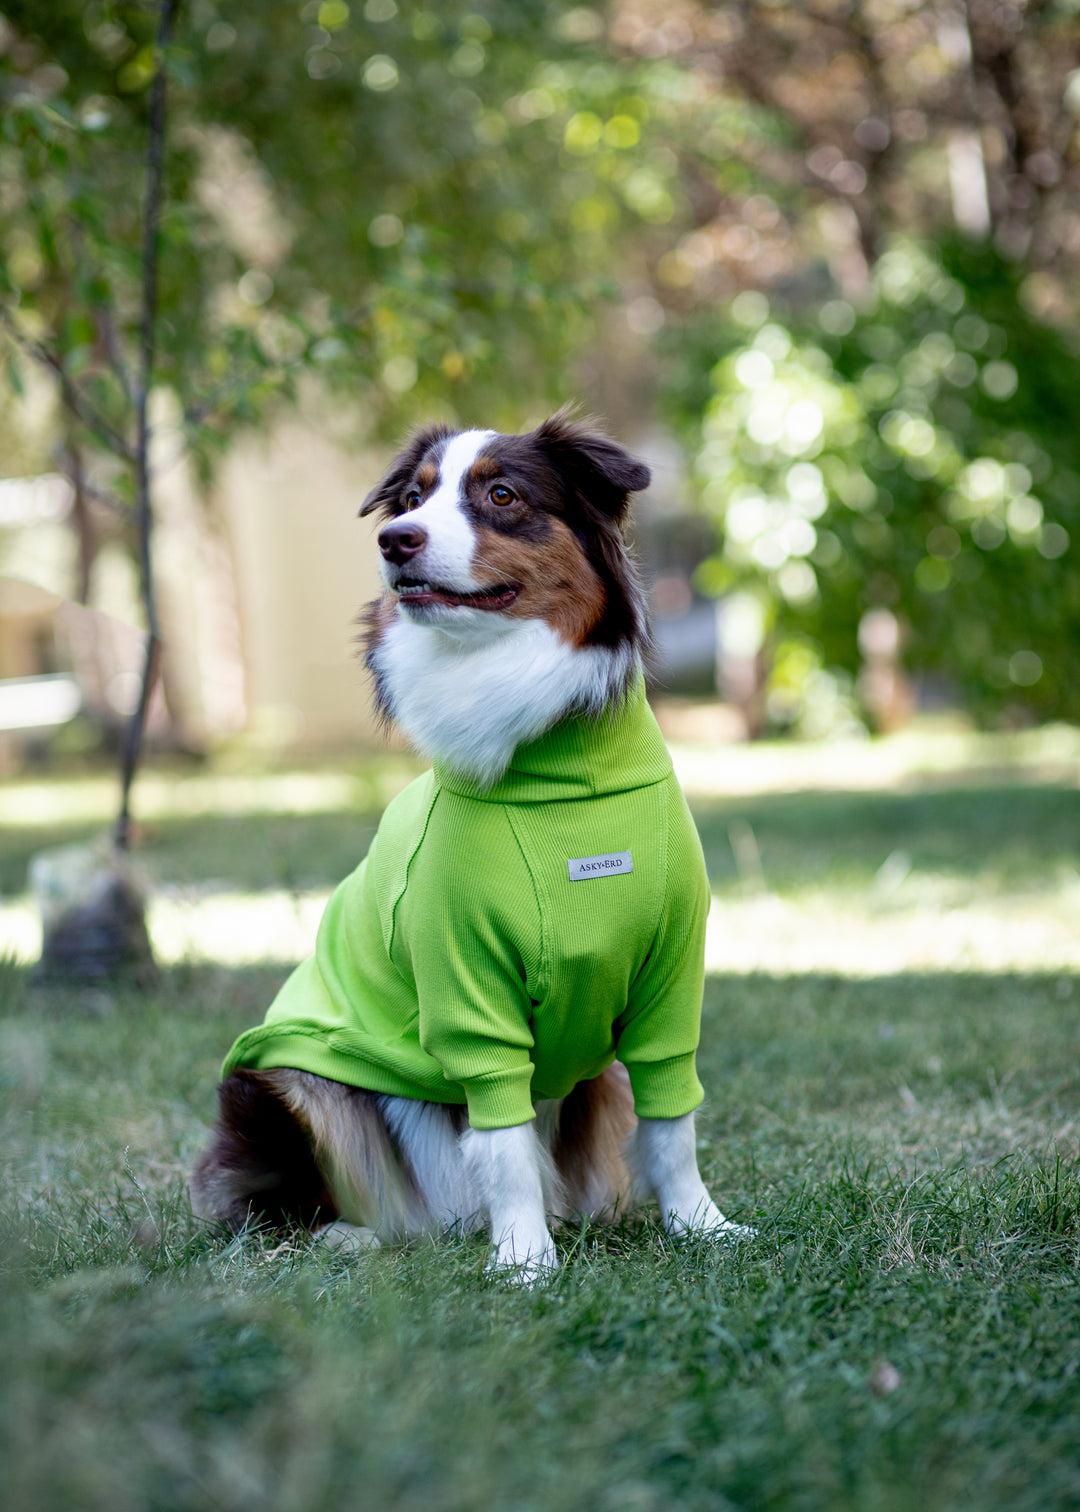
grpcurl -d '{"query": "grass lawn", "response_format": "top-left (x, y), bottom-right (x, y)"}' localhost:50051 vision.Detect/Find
top-left (1, 734), bottom-right (1079, 1512)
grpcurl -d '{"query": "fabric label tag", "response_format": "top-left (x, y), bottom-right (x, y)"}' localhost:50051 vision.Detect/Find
top-left (567, 850), bottom-right (633, 881)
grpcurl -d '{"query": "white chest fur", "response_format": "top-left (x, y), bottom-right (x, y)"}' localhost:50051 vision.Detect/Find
top-left (370, 613), bottom-right (639, 787)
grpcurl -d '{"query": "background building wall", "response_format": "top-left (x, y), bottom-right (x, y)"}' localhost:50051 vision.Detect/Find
top-left (216, 417), bottom-right (387, 749)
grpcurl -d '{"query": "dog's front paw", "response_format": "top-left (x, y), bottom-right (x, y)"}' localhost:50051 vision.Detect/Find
top-left (663, 1195), bottom-right (756, 1243)
top-left (316, 1220), bottom-right (382, 1254)
top-left (487, 1228), bottom-right (559, 1285)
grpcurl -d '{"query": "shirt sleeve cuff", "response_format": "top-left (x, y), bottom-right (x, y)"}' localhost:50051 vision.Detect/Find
top-left (457, 1063), bottom-right (536, 1129)
top-left (622, 1052), bottom-right (703, 1119)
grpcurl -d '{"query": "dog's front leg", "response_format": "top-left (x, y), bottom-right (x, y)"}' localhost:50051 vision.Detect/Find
top-left (460, 1122), bottom-right (557, 1280)
top-left (630, 1113), bottom-right (752, 1240)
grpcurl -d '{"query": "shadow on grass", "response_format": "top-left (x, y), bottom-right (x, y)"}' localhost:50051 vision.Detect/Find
top-left (3, 1148), bottom-right (1080, 1512)
top-left (693, 780), bottom-right (1080, 891)
top-left (3, 953), bottom-right (1080, 1512)
top-left (2, 959), bottom-right (1077, 1148)
top-left (0, 809), bottom-right (382, 896)
top-left (698, 967), bottom-right (1080, 1115)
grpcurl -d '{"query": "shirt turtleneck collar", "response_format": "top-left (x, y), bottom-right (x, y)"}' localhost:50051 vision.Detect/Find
top-left (433, 678), bottom-right (672, 804)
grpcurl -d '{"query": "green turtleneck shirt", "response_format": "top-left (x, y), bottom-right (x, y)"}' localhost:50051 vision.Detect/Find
top-left (222, 683), bottom-right (709, 1129)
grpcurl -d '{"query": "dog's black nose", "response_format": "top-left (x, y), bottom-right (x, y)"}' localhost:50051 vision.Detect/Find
top-left (378, 520), bottom-right (428, 564)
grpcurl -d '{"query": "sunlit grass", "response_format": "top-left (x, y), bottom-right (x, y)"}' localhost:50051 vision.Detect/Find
top-left (668, 716), bottom-right (1080, 797)
top-left (4, 879), bottom-right (1079, 975)
top-left (0, 761), bottom-right (421, 829)
top-left (0, 886), bottom-right (334, 968)
top-left (2, 720), bottom-right (1077, 974)
top-left (704, 877), bottom-right (1080, 975)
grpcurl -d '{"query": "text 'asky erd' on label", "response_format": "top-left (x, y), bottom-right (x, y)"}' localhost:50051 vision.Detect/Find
top-left (567, 851), bottom-right (633, 882)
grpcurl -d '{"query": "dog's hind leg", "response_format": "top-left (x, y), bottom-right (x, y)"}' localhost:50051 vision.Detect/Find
top-left (190, 1067), bottom-right (337, 1232)
top-left (552, 1062), bottom-right (637, 1221)
top-left (270, 1072), bottom-right (425, 1242)
top-left (191, 1068), bottom-right (421, 1245)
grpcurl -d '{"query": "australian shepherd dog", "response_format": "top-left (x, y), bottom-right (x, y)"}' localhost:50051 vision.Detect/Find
top-left (192, 410), bottom-right (748, 1279)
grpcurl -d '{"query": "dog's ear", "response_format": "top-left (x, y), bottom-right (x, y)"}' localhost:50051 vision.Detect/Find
top-left (532, 407), bottom-right (650, 522)
top-left (359, 426), bottom-right (452, 517)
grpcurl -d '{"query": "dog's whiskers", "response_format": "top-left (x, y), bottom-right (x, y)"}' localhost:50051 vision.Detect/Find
top-left (470, 554), bottom-right (517, 583)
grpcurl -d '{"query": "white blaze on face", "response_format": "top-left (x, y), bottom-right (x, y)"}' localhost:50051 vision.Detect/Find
top-left (367, 424), bottom-right (644, 782)
top-left (380, 428), bottom-right (496, 593)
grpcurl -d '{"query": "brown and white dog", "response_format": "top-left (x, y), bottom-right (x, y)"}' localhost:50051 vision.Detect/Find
top-left (192, 411), bottom-right (748, 1278)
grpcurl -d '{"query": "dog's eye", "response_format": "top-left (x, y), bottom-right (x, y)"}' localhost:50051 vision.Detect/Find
top-left (404, 490), bottom-right (421, 510)
top-left (489, 485), bottom-right (515, 506)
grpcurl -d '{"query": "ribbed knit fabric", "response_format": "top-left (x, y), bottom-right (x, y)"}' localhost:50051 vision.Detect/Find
top-left (223, 679), bottom-right (710, 1129)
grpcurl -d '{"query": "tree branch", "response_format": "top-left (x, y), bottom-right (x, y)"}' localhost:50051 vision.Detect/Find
top-left (116, 0), bottom-right (182, 853)
top-left (60, 439), bottom-right (96, 606)
top-left (0, 302), bottom-right (135, 460)
top-left (82, 478), bottom-right (134, 515)
top-left (94, 303), bottom-right (135, 407)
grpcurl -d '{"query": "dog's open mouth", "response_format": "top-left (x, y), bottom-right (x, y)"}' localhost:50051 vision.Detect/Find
top-left (393, 577), bottom-right (522, 611)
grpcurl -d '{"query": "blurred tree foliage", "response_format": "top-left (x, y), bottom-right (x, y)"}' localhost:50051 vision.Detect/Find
top-left (0, 1), bottom-right (642, 477)
top-left (1, 0), bottom-right (717, 531)
top-left (674, 242), bottom-right (1079, 731)
top-left (614, 0), bottom-right (1080, 728)
top-left (618, 0), bottom-right (1080, 301)
top-left (3, 0), bottom-right (1080, 729)
top-left (0, 0), bottom-right (694, 655)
